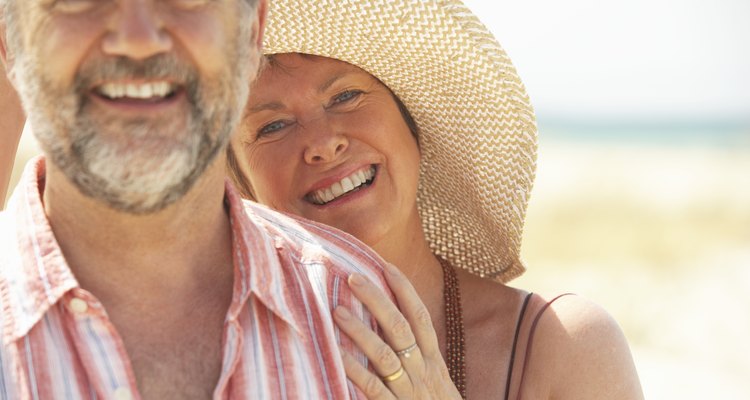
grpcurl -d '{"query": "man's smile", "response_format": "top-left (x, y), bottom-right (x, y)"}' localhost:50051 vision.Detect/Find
top-left (93, 80), bottom-right (182, 105)
top-left (96, 81), bottom-right (177, 100)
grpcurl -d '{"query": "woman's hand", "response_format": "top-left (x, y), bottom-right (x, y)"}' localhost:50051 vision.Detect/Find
top-left (333, 262), bottom-right (462, 399)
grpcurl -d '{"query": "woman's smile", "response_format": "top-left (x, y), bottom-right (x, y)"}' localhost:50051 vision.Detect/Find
top-left (306, 165), bottom-right (377, 206)
top-left (240, 54), bottom-right (422, 247)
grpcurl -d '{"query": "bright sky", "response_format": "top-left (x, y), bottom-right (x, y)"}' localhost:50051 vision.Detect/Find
top-left (462, 0), bottom-right (750, 121)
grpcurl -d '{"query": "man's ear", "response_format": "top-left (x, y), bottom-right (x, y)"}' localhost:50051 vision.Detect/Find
top-left (0, 15), bottom-right (14, 78)
top-left (0, 20), bottom-right (9, 69)
top-left (253, 0), bottom-right (268, 49)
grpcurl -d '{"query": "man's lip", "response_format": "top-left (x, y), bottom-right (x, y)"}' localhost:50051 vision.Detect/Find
top-left (88, 88), bottom-right (185, 114)
top-left (89, 79), bottom-right (179, 89)
top-left (90, 79), bottom-right (180, 100)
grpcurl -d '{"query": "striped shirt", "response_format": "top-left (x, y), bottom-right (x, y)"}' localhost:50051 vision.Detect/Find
top-left (0, 157), bottom-right (390, 399)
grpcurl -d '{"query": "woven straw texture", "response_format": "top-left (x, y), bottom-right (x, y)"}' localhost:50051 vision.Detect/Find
top-left (263, 0), bottom-right (538, 283)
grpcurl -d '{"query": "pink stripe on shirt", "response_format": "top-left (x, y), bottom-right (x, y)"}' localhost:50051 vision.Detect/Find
top-left (0, 157), bottom-right (392, 399)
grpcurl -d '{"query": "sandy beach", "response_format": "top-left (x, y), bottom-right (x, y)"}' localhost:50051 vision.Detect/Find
top-left (516, 136), bottom-right (750, 399)
top-left (8, 131), bottom-right (750, 399)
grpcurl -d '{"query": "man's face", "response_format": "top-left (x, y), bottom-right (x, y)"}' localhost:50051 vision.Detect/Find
top-left (3, 0), bottom-right (265, 213)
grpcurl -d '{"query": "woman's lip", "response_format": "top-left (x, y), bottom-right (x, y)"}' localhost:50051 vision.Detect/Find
top-left (306, 167), bottom-right (378, 208)
top-left (305, 164), bottom-right (376, 194)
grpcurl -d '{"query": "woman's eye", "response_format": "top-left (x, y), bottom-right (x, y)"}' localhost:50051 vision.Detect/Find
top-left (258, 120), bottom-right (288, 136)
top-left (332, 90), bottom-right (362, 105)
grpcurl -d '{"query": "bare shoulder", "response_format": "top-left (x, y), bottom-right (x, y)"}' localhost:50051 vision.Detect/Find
top-left (541, 294), bottom-right (620, 339)
top-left (532, 294), bottom-right (644, 400)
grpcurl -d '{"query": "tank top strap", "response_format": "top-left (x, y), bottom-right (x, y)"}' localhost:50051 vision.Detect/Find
top-left (504, 293), bottom-right (576, 400)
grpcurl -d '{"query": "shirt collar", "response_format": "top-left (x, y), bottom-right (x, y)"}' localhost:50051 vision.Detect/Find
top-left (1, 156), bottom-right (79, 344)
top-left (223, 182), bottom-right (302, 333)
top-left (1, 156), bottom-right (302, 344)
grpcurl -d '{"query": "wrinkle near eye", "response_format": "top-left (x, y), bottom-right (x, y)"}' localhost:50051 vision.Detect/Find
top-left (260, 120), bottom-right (286, 134)
top-left (333, 90), bottom-right (361, 104)
top-left (326, 89), bottom-right (366, 111)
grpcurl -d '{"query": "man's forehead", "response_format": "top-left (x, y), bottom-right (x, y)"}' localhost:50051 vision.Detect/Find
top-left (1, 0), bottom-right (259, 37)
top-left (4, 0), bottom-right (259, 14)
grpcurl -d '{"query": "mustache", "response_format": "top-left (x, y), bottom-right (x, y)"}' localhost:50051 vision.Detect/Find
top-left (73, 54), bottom-right (199, 95)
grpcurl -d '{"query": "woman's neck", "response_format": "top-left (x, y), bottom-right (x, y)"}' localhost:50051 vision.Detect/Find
top-left (369, 211), bottom-right (445, 324)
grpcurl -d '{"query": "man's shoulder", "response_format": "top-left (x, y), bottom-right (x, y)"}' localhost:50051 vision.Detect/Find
top-left (239, 200), bottom-right (387, 277)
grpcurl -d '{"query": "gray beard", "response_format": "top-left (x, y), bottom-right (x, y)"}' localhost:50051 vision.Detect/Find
top-left (13, 14), bottom-right (252, 214)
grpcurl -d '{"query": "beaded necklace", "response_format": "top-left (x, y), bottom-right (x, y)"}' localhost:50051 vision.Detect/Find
top-left (438, 257), bottom-right (466, 399)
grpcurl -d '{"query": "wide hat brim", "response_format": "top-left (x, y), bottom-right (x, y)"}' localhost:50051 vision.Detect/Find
top-left (263, 0), bottom-right (538, 282)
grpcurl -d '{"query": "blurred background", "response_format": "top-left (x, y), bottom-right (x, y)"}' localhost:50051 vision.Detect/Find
top-left (5, 0), bottom-right (750, 398)
top-left (461, 0), bottom-right (750, 398)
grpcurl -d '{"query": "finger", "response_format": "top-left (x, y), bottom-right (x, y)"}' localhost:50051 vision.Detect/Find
top-left (340, 347), bottom-right (397, 400)
top-left (334, 306), bottom-right (414, 395)
top-left (381, 263), bottom-right (441, 357)
top-left (346, 272), bottom-right (430, 380)
top-left (347, 273), bottom-right (418, 353)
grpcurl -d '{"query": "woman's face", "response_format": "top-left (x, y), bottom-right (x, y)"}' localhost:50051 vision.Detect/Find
top-left (237, 54), bottom-right (421, 248)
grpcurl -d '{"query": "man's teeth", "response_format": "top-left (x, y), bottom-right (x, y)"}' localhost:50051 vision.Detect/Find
top-left (98, 81), bottom-right (173, 100)
top-left (310, 166), bottom-right (375, 205)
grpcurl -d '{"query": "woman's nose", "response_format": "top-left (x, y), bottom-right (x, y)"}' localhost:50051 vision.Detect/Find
top-left (302, 119), bottom-right (349, 164)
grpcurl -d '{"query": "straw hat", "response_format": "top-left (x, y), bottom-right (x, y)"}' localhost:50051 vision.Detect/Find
top-left (263, 0), bottom-right (538, 283)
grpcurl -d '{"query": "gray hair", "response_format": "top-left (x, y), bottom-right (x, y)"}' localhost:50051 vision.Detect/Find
top-left (0, 0), bottom-right (19, 52)
top-left (1, 0), bottom-right (21, 87)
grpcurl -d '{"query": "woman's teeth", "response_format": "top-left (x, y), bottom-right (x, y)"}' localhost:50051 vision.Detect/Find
top-left (309, 166), bottom-right (376, 205)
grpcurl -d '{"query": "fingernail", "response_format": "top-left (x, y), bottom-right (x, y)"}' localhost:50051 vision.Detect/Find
top-left (349, 273), bottom-right (365, 287)
top-left (334, 307), bottom-right (352, 321)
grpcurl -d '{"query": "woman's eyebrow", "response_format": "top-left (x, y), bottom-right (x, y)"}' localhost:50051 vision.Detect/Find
top-left (247, 71), bottom-right (359, 114)
top-left (318, 72), bottom-right (357, 93)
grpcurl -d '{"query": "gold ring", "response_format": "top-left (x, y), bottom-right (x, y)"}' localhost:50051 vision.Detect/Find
top-left (381, 366), bottom-right (405, 382)
top-left (395, 342), bottom-right (418, 359)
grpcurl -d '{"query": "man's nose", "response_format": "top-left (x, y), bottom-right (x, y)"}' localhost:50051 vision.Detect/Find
top-left (102, 1), bottom-right (173, 60)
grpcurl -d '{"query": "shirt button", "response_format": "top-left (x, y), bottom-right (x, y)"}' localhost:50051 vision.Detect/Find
top-left (69, 298), bottom-right (89, 314)
top-left (113, 387), bottom-right (132, 400)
